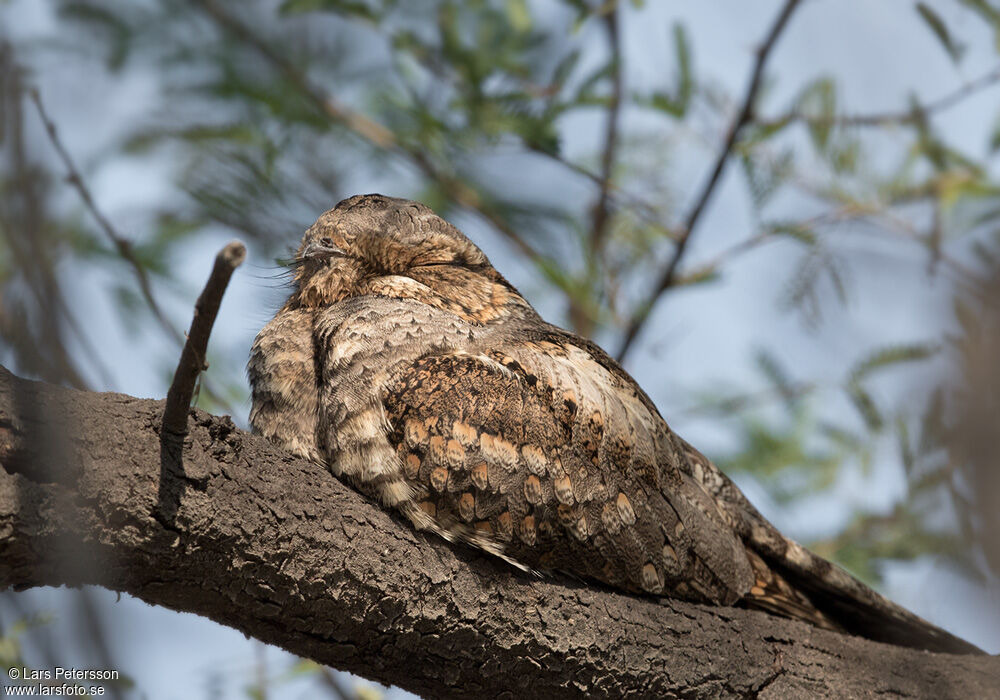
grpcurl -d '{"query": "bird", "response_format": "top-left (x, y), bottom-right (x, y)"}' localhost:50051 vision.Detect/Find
top-left (248, 193), bottom-right (980, 655)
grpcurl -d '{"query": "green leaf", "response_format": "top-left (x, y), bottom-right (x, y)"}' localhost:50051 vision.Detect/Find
top-left (796, 77), bottom-right (836, 152)
top-left (847, 343), bottom-right (939, 384)
top-left (990, 112), bottom-right (1000, 153)
top-left (278, 0), bottom-right (379, 21)
top-left (896, 416), bottom-right (915, 475)
top-left (766, 221), bottom-right (818, 246)
top-left (917, 387), bottom-right (947, 456)
top-left (672, 21), bottom-right (693, 114)
top-left (847, 383), bottom-right (883, 432)
top-left (674, 266), bottom-right (721, 286)
top-left (124, 123), bottom-right (260, 154)
top-left (740, 150), bottom-right (793, 207)
top-left (842, 345), bottom-right (937, 433)
top-left (956, 0), bottom-right (1000, 26)
top-left (916, 2), bottom-right (966, 63)
top-left (575, 60), bottom-right (614, 102)
top-left (644, 92), bottom-right (685, 118)
top-left (638, 22), bottom-right (693, 119)
top-left (754, 349), bottom-right (800, 407)
top-left (57, 3), bottom-right (134, 70)
top-left (505, 0), bottom-right (532, 32)
top-left (550, 48), bottom-right (581, 89)
top-left (829, 136), bottom-right (861, 174)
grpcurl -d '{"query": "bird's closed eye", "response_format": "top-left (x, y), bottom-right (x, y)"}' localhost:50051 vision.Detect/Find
top-left (302, 236), bottom-right (347, 261)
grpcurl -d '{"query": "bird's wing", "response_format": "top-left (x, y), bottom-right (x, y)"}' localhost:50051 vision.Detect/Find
top-left (380, 343), bottom-right (755, 605)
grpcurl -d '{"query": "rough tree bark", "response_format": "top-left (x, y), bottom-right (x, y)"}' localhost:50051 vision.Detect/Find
top-left (0, 366), bottom-right (996, 699)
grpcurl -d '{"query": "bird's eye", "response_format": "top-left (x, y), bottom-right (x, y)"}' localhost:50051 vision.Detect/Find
top-left (303, 236), bottom-right (346, 261)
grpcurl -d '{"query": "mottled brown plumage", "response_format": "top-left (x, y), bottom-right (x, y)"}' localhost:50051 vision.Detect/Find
top-left (249, 193), bottom-right (980, 654)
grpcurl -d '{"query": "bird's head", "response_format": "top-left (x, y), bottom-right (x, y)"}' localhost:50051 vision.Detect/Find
top-left (289, 194), bottom-right (532, 323)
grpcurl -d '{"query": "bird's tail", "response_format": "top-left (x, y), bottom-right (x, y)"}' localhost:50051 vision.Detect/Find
top-left (677, 437), bottom-right (984, 655)
top-left (744, 527), bottom-right (983, 654)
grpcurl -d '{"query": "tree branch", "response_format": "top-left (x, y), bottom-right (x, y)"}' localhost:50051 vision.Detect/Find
top-left (567, 4), bottom-right (624, 337)
top-left (0, 366), bottom-right (996, 699)
top-left (29, 88), bottom-right (184, 349)
top-left (162, 241), bottom-right (245, 438)
top-left (29, 86), bottom-right (235, 412)
top-left (759, 63), bottom-right (1000, 129)
top-left (589, 5), bottom-right (624, 256)
top-left (616, 0), bottom-right (803, 363)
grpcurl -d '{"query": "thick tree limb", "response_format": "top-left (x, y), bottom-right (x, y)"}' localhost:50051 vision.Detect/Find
top-left (0, 366), bottom-right (996, 699)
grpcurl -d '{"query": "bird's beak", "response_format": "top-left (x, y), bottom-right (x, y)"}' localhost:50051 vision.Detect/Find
top-left (302, 238), bottom-right (343, 261)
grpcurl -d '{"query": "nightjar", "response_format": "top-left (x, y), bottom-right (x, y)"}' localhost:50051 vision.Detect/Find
top-left (248, 194), bottom-right (979, 654)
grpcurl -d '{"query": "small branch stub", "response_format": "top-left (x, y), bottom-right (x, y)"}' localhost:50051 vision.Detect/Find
top-left (161, 241), bottom-right (246, 438)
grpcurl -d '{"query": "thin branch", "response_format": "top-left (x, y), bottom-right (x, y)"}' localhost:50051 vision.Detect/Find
top-left (563, 4), bottom-right (625, 336)
top-left (615, 0), bottom-right (803, 363)
top-left (28, 88), bottom-right (184, 348)
top-left (676, 380), bottom-right (817, 418)
top-left (589, 5), bottom-right (624, 255)
top-left (760, 64), bottom-right (1000, 129)
top-left (0, 49), bottom-right (91, 390)
top-left (161, 241), bottom-right (245, 438)
top-left (27, 87), bottom-right (236, 411)
top-left (194, 0), bottom-right (547, 267)
top-left (671, 206), bottom-right (867, 285)
top-left (318, 669), bottom-right (360, 700)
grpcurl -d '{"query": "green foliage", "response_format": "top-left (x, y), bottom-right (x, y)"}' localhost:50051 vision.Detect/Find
top-left (810, 504), bottom-right (963, 586)
top-left (25, 0), bottom-right (1000, 571)
top-left (56, 3), bottom-right (135, 69)
top-left (0, 612), bottom-right (52, 672)
top-left (706, 340), bottom-right (961, 582)
top-left (278, 0), bottom-right (382, 22)
top-left (845, 344), bottom-right (940, 431)
top-left (715, 351), bottom-right (871, 505)
top-left (797, 77), bottom-right (837, 152)
top-left (640, 22), bottom-right (693, 118)
top-left (916, 2), bottom-right (966, 63)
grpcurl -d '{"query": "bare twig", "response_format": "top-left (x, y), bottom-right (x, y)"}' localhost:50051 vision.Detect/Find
top-left (760, 64), bottom-right (1000, 129)
top-left (563, 4), bottom-right (625, 336)
top-left (672, 205), bottom-right (867, 285)
top-left (28, 88), bottom-right (184, 348)
top-left (161, 241), bottom-right (245, 438)
top-left (615, 0), bottom-right (803, 363)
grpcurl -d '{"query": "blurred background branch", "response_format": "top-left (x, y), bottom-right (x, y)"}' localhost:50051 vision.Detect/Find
top-left (615, 0), bottom-right (802, 362)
